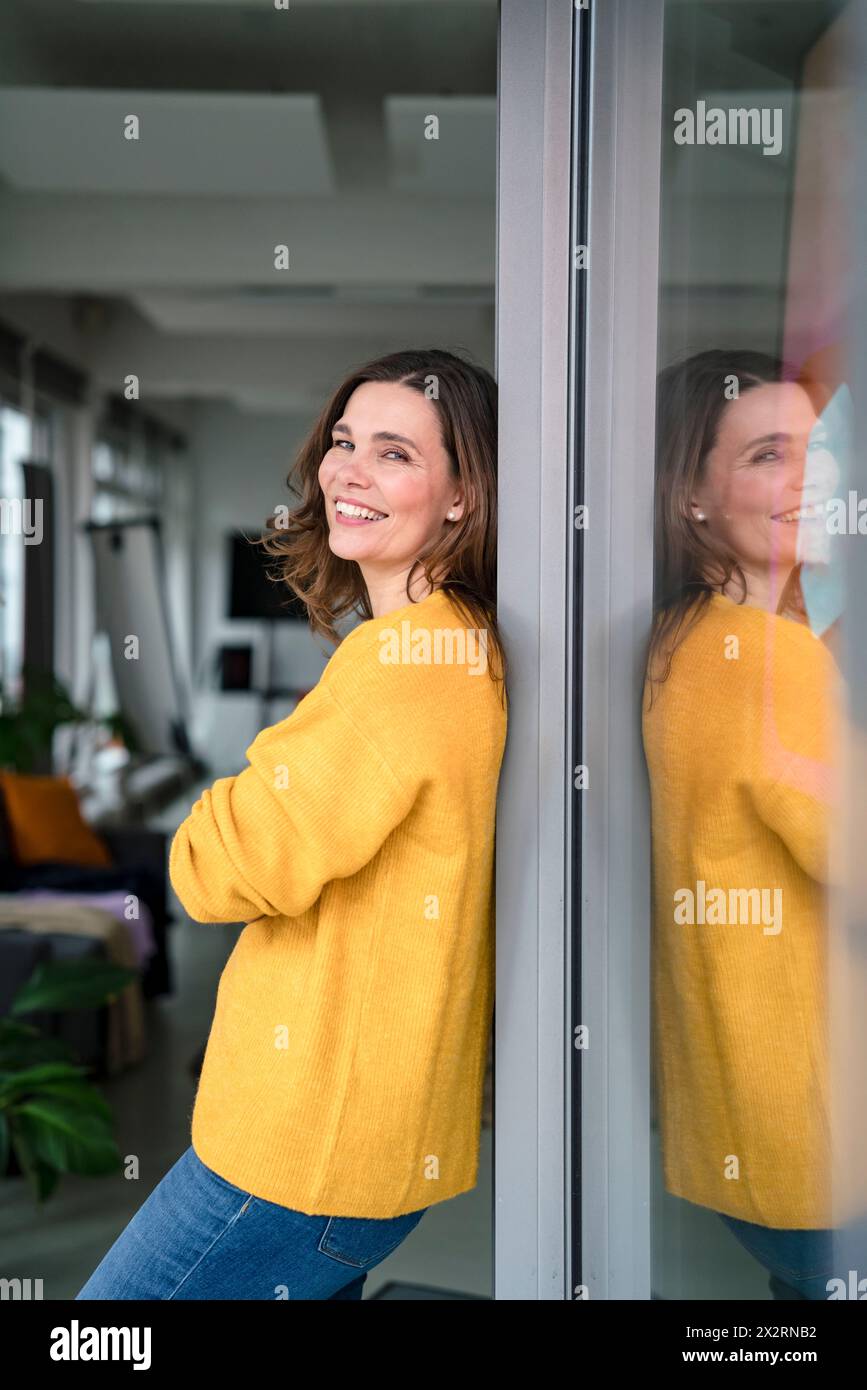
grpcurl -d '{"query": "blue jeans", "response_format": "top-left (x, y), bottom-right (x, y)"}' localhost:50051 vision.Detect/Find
top-left (720, 1212), bottom-right (867, 1301)
top-left (75, 1145), bottom-right (428, 1300)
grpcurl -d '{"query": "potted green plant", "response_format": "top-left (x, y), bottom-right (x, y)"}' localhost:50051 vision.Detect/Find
top-left (0, 956), bottom-right (138, 1202)
top-left (0, 666), bottom-right (140, 773)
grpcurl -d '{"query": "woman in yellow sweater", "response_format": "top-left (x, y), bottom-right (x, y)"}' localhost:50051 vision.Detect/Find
top-left (642, 347), bottom-right (863, 1300)
top-left (76, 348), bottom-right (508, 1301)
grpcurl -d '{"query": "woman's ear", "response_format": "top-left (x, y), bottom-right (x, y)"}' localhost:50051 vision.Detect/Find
top-left (689, 500), bottom-right (707, 523)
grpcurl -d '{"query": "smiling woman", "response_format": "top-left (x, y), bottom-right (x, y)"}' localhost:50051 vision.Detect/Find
top-left (257, 346), bottom-right (506, 694)
top-left (643, 347), bottom-right (846, 1301)
top-left (75, 345), bottom-right (509, 1302)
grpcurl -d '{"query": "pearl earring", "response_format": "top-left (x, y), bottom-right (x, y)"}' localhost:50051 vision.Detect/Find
top-left (695, 510), bottom-right (706, 521)
top-left (447, 511), bottom-right (455, 520)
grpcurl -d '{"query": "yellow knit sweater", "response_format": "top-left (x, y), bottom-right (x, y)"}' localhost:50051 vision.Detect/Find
top-left (170, 586), bottom-right (507, 1218)
top-left (642, 592), bottom-right (840, 1229)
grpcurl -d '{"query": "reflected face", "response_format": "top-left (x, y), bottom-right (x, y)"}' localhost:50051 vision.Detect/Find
top-left (318, 381), bottom-right (462, 575)
top-left (693, 382), bottom-right (828, 576)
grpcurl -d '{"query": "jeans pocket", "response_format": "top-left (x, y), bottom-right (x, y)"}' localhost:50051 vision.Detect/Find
top-left (317, 1207), bottom-right (428, 1270)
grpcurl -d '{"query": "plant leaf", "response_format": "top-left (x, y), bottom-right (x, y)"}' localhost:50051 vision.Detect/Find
top-left (10, 959), bottom-right (138, 1015)
top-left (0, 1061), bottom-right (91, 1102)
top-left (0, 1031), bottom-right (76, 1071)
top-left (11, 1099), bottom-right (120, 1176)
top-left (8, 1121), bottom-right (61, 1202)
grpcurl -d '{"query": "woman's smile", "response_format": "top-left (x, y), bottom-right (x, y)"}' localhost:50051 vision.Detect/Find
top-left (333, 497), bottom-right (390, 526)
top-left (770, 501), bottom-right (826, 524)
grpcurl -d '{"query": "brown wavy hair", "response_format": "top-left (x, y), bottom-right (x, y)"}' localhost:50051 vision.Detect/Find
top-left (647, 347), bottom-right (819, 701)
top-left (255, 347), bottom-right (506, 705)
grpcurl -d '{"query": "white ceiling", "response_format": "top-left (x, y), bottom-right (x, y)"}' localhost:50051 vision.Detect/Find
top-left (75, 0), bottom-right (476, 6)
top-left (0, 0), bottom-right (498, 415)
top-left (0, 0), bottom-right (843, 418)
top-left (0, 89), bottom-right (336, 196)
top-left (133, 287), bottom-right (495, 335)
top-left (385, 96), bottom-right (496, 196)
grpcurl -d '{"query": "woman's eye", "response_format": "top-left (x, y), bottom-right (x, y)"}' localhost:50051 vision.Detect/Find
top-left (331, 440), bottom-right (407, 462)
top-left (752, 450), bottom-right (781, 463)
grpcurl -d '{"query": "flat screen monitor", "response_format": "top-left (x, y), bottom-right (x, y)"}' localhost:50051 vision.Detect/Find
top-left (228, 531), bottom-right (308, 621)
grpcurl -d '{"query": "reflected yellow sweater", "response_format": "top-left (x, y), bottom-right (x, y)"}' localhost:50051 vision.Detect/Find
top-left (171, 587), bottom-right (507, 1218)
top-left (642, 593), bottom-right (840, 1229)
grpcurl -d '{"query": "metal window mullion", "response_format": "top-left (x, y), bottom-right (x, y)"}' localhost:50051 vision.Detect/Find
top-left (579, 0), bottom-right (664, 1300)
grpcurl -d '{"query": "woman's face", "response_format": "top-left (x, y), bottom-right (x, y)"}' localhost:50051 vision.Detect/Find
top-left (318, 380), bottom-right (463, 584)
top-left (692, 381), bottom-right (827, 579)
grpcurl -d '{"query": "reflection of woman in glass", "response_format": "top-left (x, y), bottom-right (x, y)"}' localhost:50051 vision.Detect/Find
top-left (643, 348), bottom-right (844, 1300)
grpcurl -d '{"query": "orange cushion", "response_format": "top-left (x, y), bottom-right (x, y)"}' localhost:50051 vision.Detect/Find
top-left (0, 772), bottom-right (113, 867)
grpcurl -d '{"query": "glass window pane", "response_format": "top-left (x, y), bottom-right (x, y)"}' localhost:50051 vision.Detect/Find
top-left (646, 0), bottom-right (863, 1301)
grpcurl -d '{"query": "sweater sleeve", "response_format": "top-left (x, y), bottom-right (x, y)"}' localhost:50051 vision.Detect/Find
top-left (169, 680), bottom-right (425, 924)
top-left (744, 625), bottom-right (839, 886)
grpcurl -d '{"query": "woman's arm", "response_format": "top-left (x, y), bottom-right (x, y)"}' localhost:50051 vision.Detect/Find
top-left (744, 623), bottom-right (839, 886)
top-left (169, 681), bottom-right (424, 924)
